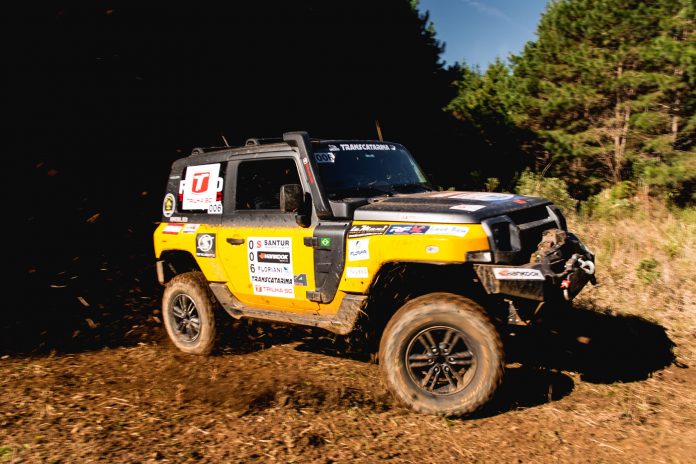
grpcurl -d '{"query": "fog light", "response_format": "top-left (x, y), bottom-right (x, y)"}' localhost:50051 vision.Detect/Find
top-left (466, 251), bottom-right (492, 262)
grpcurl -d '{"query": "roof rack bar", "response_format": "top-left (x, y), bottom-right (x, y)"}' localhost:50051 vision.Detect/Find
top-left (245, 137), bottom-right (283, 146)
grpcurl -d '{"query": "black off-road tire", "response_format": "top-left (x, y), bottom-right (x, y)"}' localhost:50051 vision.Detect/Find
top-left (379, 292), bottom-right (504, 416)
top-left (162, 271), bottom-right (219, 355)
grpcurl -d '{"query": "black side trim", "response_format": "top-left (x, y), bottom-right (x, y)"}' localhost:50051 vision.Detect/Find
top-left (305, 221), bottom-right (350, 303)
top-left (208, 283), bottom-right (365, 335)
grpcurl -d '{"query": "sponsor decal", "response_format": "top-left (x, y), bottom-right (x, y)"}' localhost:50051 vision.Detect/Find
top-left (163, 193), bottom-right (176, 217)
top-left (181, 224), bottom-right (200, 234)
top-left (196, 233), bottom-right (216, 257)
top-left (181, 163), bottom-right (224, 211)
top-left (429, 192), bottom-right (457, 198)
top-left (328, 144), bottom-right (340, 151)
top-left (346, 267), bottom-right (369, 278)
top-left (319, 237), bottom-right (332, 247)
top-left (163, 224), bottom-right (183, 235)
top-left (247, 236), bottom-right (294, 298)
top-left (493, 268), bottom-right (545, 281)
top-left (425, 225), bottom-right (469, 237)
top-left (347, 239), bottom-right (370, 261)
top-left (347, 224), bottom-right (389, 238)
top-left (514, 199), bottom-right (527, 204)
top-left (315, 152), bottom-right (335, 163)
top-left (338, 143), bottom-right (396, 151)
top-left (251, 276), bottom-right (294, 284)
top-left (450, 204), bottom-right (486, 212)
top-left (449, 192), bottom-right (514, 202)
top-left (426, 246), bottom-right (439, 254)
top-left (250, 264), bottom-right (290, 274)
top-left (170, 216), bottom-right (188, 223)
top-left (252, 284), bottom-right (295, 297)
top-left (301, 157), bottom-right (315, 184)
top-left (248, 238), bottom-right (291, 249)
top-left (258, 252), bottom-right (291, 264)
top-left (386, 224), bottom-right (430, 235)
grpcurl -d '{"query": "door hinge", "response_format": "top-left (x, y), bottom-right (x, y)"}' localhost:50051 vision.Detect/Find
top-left (306, 290), bottom-right (322, 302)
top-left (303, 237), bottom-right (319, 247)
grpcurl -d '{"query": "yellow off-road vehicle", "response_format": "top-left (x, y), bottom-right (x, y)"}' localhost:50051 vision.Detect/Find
top-left (153, 132), bottom-right (595, 416)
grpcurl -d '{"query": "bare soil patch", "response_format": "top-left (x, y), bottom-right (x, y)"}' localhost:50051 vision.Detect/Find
top-left (1, 301), bottom-right (693, 463)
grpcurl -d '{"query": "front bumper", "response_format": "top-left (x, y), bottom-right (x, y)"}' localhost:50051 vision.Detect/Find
top-left (473, 229), bottom-right (595, 302)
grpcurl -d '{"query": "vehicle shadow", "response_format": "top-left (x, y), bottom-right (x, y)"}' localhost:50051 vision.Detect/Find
top-left (472, 301), bottom-right (677, 418)
top-left (505, 302), bottom-right (676, 384)
top-left (292, 301), bottom-right (676, 417)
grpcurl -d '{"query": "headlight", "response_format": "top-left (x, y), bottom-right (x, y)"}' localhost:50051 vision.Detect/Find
top-left (466, 251), bottom-right (493, 263)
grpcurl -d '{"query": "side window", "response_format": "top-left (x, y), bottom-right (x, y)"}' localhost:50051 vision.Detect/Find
top-left (236, 158), bottom-right (301, 210)
top-left (178, 162), bottom-right (226, 214)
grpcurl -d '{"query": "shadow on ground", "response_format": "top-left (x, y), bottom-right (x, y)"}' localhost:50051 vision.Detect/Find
top-left (292, 302), bottom-right (676, 416)
top-left (505, 303), bottom-right (676, 384)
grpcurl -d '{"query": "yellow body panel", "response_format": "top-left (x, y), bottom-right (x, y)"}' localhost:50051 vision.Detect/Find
top-left (154, 220), bottom-right (490, 317)
top-left (338, 222), bottom-right (489, 294)
top-left (217, 225), bottom-right (319, 312)
top-left (154, 223), bottom-right (228, 282)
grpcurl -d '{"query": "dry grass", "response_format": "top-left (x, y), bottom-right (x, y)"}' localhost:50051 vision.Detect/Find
top-left (571, 200), bottom-right (696, 364)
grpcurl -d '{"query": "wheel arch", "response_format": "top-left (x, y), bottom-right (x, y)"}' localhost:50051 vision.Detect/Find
top-left (358, 261), bottom-right (492, 339)
top-left (157, 249), bottom-right (203, 285)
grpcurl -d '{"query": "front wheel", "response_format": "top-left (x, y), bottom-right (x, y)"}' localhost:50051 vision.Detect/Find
top-left (162, 271), bottom-right (219, 355)
top-left (379, 292), bottom-right (504, 416)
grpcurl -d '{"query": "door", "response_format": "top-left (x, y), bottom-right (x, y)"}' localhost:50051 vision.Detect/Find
top-left (219, 156), bottom-right (319, 312)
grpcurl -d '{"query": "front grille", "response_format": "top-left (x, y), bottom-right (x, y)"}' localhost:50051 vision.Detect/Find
top-left (483, 206), bottom-right (558, 264)
top-left (518, 222), bottom-right (557, 259)
top-left (507, 206), bottom-right (549, 224)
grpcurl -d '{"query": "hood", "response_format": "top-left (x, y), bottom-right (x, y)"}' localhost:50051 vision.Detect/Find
top-left (351, 191), bottom-right (552, 224)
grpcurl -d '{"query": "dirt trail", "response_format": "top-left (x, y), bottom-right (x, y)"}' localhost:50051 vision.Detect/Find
top-left (1, 302), bottom-right (694, 463)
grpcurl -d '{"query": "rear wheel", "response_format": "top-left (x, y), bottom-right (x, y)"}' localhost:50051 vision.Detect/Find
top-left (162, 271), bottom-right (218, 355)
top-left (379, 292), bottom-right (504, 416)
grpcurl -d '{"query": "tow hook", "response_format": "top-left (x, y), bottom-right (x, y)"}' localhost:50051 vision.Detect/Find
top-left (577, 257), bottom-right (595, 275)
top-left (561, 253), bottom-right (597, 300)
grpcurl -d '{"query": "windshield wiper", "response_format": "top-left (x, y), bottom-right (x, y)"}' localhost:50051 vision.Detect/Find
top-left (392, 184), bottom-right (432, 193)
top-left (330, 185), bottom-right (395, 199)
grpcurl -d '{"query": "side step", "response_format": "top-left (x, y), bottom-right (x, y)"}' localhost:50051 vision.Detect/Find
top-left (208, 283), bottom-right (366, 335)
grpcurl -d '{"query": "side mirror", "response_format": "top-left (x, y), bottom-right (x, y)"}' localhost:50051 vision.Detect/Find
top-left (280, 184), bottom-right (303, 213)
top-left (280, 184), bottom-right (312, 227)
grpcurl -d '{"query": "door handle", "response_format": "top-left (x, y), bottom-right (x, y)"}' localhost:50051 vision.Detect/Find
top-left (226, 237), bottom-right (245, 245)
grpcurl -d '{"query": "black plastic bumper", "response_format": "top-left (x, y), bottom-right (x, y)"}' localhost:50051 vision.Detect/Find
top-left (473, 230), bottom-right (595, 302)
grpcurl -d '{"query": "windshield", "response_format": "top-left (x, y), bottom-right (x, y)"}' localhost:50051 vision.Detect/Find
top-left (312, 142), bottom-right (431, 200)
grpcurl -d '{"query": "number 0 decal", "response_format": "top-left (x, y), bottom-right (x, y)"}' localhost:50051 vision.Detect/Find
top-left (315, 152), bottom-right (335, 163)
top-left (207, 201), bottom-right (223, 214)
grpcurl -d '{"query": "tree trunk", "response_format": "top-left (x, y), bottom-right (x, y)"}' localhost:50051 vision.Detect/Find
top-left (671, 85), bottom-right (681, 143)
top-left (612, 62), bottom-right (624, 183)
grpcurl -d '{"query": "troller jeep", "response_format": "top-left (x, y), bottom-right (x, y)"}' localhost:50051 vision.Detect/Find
top-left (153, 131), bottom-right (596, 416)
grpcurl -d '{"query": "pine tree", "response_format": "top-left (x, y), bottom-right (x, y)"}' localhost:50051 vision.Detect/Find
top-left (510, 0), bottom-right (694, 198)
top-left (447, 0), bottom-right (695, 201)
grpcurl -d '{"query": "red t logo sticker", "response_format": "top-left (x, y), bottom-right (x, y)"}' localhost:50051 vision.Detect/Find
top-left (191, 172), bottom-right (210, 193)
